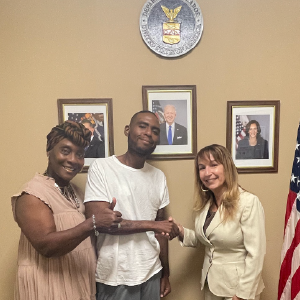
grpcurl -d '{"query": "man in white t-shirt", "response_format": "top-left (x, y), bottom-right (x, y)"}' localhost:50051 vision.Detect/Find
top-left (84, 111), bottom-right (178, 300)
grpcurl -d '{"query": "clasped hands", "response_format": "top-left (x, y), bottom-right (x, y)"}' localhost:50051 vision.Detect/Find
top-left (91, 197), bottom-right (182, 240)
top-left (156, 217), bottom-right (183, 240)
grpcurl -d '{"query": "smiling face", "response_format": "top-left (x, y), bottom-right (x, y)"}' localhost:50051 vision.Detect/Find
top-left (125, 112), bottom-right (160, 157)
top-left (47, 138), bottom-right (85, 186)
top-left (248, 123), bottom-right (258, 139)
top-left (164, 105), bottom-right (176, 125)
top-left (198, 153), bottom-right (226, 195)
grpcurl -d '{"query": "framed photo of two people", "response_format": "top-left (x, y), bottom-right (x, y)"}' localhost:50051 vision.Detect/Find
top-left (226, 100), bottom-right (280, 174)
top-left (142, 85), bottom-right (197, 160)
top-left (57, 98), bottom-right (114, 172)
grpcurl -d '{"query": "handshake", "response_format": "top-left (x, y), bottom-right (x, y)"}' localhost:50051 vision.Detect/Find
top-left (90, 198), bottom-right (184, 241)
top-left (154, 217), bottom-right (184, 241)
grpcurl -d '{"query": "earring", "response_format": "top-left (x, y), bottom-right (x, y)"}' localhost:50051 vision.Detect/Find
top-left (201, 184), bottom-right (209, 192)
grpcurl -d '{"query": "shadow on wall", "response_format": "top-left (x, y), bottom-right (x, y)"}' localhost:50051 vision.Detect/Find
top-left (167, 246), bottom-right (205, 299)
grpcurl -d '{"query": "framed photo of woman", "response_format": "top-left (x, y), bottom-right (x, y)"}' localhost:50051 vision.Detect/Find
top-left (57, 98), bottom-right (114, 172)
top-left (226, 100), bottom-right (280, 173)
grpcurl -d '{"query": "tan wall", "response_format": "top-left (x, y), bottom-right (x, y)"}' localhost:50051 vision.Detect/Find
top-left (1, 0), bottom-right (300, 299)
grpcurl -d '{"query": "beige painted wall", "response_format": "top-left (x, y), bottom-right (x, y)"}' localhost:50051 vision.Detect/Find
top-left (1, 0), bottom-right (300, 299)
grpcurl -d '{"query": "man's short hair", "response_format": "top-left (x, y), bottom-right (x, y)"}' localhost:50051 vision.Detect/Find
top-left (129, 110), bottom-right (158, 126)
top-left (81, 119), bottom-right (95, 128)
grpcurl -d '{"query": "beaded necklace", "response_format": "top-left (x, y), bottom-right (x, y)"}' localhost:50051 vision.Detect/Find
top-left (43, 171), bottom-right (80, 208)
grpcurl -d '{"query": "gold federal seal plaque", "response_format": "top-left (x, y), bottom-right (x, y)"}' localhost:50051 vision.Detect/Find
top-left (140, 0), bottom-right (203, 57)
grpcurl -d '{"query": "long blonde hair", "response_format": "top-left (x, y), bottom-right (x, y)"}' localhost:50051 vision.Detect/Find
top-left (193, 144), bottom-right (240, 221)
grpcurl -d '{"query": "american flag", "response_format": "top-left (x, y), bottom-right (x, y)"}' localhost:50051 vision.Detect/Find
top-left (68, 113), bottom-right (85, 122)
top-left (278, 124), bottom-right (300, 300)
top-left (152, 100), bottom-right (165, 124)
top-left (236, 115), bottom-right (247, 147)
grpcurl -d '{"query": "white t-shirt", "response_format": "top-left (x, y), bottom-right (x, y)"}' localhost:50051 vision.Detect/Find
top-left (84, 155), bottom-right (170, 286)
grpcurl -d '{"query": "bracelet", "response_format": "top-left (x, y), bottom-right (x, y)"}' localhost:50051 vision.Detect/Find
top-left (92, 215), bottom-right (99, 236)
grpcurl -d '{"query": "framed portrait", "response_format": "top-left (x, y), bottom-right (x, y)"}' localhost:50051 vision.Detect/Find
top-left (142, 85), bottom-right (197, 160)
top-left (226, 100), bottom-right (280, 173)
top-left (57, 98), bottom-right (114, 172)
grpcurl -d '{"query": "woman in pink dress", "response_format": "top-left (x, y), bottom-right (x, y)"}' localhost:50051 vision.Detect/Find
top-left (12, 121), bottom-right (122, 300)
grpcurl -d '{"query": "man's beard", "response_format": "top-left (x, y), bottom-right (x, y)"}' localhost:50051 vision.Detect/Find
top-left (128, 135), bottom-right (156, 157)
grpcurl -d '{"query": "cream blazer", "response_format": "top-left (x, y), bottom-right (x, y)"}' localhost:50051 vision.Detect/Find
top-left (182, 189), bottom-right (266, 300)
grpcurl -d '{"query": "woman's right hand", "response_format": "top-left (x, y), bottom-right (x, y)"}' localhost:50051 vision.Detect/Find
top-left (154, 217), bottom-right (179, 240)
top-left (155, 217), bottom-right (184, 241)
top-left (170, 217), bottom-right (184, 242)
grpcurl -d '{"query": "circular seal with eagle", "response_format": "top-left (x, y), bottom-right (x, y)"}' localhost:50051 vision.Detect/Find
top-left (140, 0), bottom-right (203, 57)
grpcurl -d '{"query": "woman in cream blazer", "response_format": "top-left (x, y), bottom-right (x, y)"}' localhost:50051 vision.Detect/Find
top-left (176, 144), bottom-right (266, 300)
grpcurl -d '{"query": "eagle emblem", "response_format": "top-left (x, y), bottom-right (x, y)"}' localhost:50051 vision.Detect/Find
top-left (161, 5), bottom-right (182, 22)
top-left (161, 6), bottom-right (182, 44)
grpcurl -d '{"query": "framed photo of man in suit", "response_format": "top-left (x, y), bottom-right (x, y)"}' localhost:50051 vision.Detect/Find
top-left (57, 98), bottom-right (114, 172)
top-left (142, 85), bottom-right (197, 160)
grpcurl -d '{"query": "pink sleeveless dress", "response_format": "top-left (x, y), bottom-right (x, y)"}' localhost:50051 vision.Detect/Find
top-left (11, 173), bottom-right (96, 300)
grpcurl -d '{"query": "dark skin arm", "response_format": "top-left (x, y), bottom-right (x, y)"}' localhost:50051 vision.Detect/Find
top-left (169, 217), bottom-right (184, 242)
top-left (85, 199), bottom-right (178, 238)
top-left (85, 199), bottom-right (177, 297)
top-left (156, 208), bottom-right (171, 298)
top-left (15, 193), bottom-right (122, 258)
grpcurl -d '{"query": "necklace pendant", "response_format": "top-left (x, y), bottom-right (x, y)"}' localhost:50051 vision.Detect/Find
top-left (55, 183), bottom-right (80, 209)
